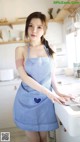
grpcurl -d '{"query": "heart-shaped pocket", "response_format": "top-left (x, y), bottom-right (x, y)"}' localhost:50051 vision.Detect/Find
top-left (34, 98), bottom-right (41, 103)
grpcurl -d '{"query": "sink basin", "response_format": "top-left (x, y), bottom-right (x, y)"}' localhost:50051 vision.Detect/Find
top-left (70, 106), bottom-right (80, 111)
top-left (55, 103), bottom-right (80, 137)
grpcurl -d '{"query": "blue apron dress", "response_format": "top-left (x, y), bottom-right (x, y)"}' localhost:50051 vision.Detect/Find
top-left (13, 45), bottom-right (59, 131)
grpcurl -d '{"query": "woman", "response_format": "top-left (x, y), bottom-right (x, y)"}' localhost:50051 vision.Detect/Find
top-left (13, 12), bottom-right (72, 142)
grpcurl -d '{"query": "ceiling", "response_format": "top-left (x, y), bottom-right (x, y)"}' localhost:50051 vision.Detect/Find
top-left (49, 0), bottom-right (80, 22)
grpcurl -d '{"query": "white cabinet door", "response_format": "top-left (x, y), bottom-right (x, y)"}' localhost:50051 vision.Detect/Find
top-left (56, 124), bottom-right (80, 142)
top-left (45, 22), bottom-right (63, 44)
top-left (0, 84), bottom-right (19, 128)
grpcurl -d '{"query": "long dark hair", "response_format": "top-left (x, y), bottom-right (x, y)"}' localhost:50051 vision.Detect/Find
top-left (25, 12), bottom-right (54, 57)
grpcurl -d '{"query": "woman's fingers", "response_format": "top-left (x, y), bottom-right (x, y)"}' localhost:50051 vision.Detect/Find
top-left (51, 95), bottom-right (66, 104)
top-left (50, 93), bottom-right (75, 105)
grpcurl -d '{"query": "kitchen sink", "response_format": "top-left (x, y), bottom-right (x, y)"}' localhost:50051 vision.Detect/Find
top-left (55, 82), bottom-right (80, 137)
top-left (55, 103), bottom-right (80, 137)
top-left (70, 105), bottom-right (80, 111)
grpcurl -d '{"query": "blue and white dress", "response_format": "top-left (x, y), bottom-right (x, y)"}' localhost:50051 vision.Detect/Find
top-left (13, 45), bottom-right (59, 131)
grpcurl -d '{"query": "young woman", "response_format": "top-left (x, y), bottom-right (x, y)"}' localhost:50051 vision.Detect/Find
top-left (13, 12), bottom-right (72, 142)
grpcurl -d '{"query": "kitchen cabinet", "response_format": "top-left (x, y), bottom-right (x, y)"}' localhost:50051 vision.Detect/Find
top-left (0, 83), bottom-right (20, 128)
top-left (45, 22), bottom-right (63, 44)
top-left (56, 123), bottom-right (80, 142)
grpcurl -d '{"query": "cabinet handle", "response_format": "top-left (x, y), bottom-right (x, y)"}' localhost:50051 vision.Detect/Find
top-left (64, 128), bottom-right (67, 132)
top-left (59, 121), bottom-right (62, 125)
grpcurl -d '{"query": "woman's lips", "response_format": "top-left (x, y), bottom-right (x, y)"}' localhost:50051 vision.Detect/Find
top-left (31, 34), bottom-right (36, 37)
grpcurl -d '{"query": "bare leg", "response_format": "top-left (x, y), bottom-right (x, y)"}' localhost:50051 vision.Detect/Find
top-left (39, 131), bottom-right (49, 142)
top-left (25, 131), bottom-right (40, 142)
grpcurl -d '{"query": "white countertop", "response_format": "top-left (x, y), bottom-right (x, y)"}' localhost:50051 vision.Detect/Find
top-left (0, 74), bottom-right (80, 86)
top-left (0, 77), bottom-right (21, 86)
top-left (55, 75), bottom-right (80, 95)
top-left (56, 74), bottom-right (80, 85)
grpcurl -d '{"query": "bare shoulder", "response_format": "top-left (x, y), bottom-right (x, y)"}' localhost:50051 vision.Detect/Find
top-left (16, 45), bottom-right (28, 53)
top-left (15, 45), bottom-right (28, 59)
top-left (15, 46), bottom-right (24, 53)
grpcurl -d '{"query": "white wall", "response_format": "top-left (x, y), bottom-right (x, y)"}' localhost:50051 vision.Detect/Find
top-left (0, 0), bottom-right (65, 20)
top-left (0, 0), bottom-right (54, 19)
top-left (0, 43), bottom-right (25, 76)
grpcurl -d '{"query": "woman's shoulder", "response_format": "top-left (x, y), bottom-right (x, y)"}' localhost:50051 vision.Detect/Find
top-left (15, 45), bottom-right (28, 54)
top-left (15, 46), bottom-right (25, 52)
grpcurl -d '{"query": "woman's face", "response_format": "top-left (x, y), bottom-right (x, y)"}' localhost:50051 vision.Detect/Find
top-left (28, 18), bottom-right (45, 42)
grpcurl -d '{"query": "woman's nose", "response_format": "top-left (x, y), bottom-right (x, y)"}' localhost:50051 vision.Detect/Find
top-left (32, 27), bottom-right (37, 33)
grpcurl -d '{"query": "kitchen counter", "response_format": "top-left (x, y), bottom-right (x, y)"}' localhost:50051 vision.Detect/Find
top-left (0, 76), bottom-right (21, 86)
top-left (55, 75), bottom-right (80, 95)
top-left (56, 74), bottom-right (80, 85)
top-left (54, 75), bottom-right (80, 137)
top-left (0, 74), bottom-right (80, 87)
top-left (0, 76), bottom-right (21, 129)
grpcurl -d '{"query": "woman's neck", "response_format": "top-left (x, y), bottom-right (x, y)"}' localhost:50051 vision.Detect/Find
top-left (29, 40), bottom-right (42, 47)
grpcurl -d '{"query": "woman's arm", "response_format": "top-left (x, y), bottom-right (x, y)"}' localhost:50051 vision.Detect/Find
top-left (51, 66), bottom-right (74, 101)
top-left (15, 46), bottom-right (65, 104)
top-left (51, 70), bottom-right (61, 95)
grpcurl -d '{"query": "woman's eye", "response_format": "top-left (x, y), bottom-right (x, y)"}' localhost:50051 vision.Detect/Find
top-left (28, 25), bottom-right (32, 27)
top-left (38, 26), bottom-right (42, 29)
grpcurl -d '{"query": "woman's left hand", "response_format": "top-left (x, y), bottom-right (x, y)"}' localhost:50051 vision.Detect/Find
top-left (57, 92), bottom-right (75, 104)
